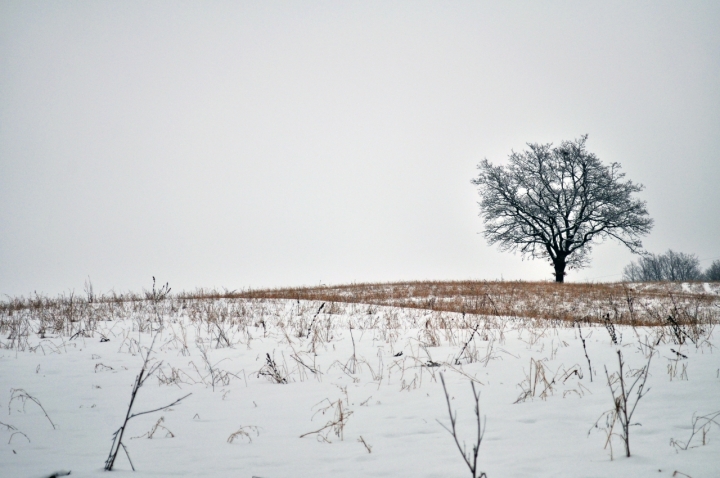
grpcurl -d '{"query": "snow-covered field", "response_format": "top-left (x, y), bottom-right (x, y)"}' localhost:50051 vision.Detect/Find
top-left (1, 298), bottom-right (719, 477)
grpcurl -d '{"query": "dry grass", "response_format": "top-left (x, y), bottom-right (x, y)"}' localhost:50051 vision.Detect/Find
top-left (193, 280), bottom-right (720, 326)
top-left (1, 281), bottom-right (718, 349)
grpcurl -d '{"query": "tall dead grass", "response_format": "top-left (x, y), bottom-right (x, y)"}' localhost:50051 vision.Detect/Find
top-left (193, 280), bottom-right (720, 326)
top-left (1, 281), bottom-right (717, 347)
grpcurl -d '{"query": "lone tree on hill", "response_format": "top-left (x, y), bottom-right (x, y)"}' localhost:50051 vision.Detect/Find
top-left (472, 135), bottom-right (653, 283)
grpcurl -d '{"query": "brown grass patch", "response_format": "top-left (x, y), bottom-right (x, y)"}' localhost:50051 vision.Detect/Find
top-left (1, 281), bottom-right (718, 336)
top-left (186, 280), bottom-right (720, 326)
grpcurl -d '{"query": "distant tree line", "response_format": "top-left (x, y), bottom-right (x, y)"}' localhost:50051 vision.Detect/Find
top-left (623, 250), bottom-right (720, 282)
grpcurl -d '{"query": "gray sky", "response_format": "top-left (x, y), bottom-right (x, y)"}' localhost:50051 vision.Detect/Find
top-left (1, 1), bottom-right (719, 297)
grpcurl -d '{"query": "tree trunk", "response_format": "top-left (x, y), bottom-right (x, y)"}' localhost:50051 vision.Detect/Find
top-left (554, 258), bottom-right (566, 283)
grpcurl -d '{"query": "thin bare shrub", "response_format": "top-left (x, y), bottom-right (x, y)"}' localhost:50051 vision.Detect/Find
top-left (438, 373), bottom-right (487, 478)
top-left (591, 349), bottom-right (653, 458)
top-left (104, 327), bottom-right (191, 471)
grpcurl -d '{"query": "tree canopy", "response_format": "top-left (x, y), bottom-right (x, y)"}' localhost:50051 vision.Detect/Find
top-left (472, 136), bottom-right (653, 282)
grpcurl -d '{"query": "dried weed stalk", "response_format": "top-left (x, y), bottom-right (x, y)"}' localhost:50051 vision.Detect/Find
top-left (258, 352), bottom-right (288, 384)
top-left (104, 327), bottom-right (191, 470)
top-left (575, 321), bottom-right (593, 382)
top-left (228, 425), bottom-right (260, 444)
top-left (670, 411), bottom-right (720, 451)
top-left (514, 358), bottom-right (556, 403)
top-left (300, 398), bottom-right (353, 442)
top-left (130, 416), bottom-right (175, 439)
top-left (9, 388), bottom-right (56, 430)
top-left (357, 435), bottom-right (372, 453)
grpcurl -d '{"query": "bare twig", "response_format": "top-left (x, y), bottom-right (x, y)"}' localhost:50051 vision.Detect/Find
top-left (121, 443), bottom-right (135, 471)
top-left (129, 394), bottom-right (191, 420)
top-left (357, 435), bottom-right (372, 453)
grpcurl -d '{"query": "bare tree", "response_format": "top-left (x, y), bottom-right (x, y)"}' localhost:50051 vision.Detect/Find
top-left (623, 250), bottom-right (702, 282)
top-left (472, 135), bottom-right (653, 282)
top-left (703, 260), bottom-right (720, 282)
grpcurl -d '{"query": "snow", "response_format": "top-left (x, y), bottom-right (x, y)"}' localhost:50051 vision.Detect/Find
top-left (1, 299), bottom-right (719, 477)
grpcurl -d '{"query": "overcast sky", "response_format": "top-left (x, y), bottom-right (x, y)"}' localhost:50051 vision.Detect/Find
top-left (1, 1), bottom-right (719, 297)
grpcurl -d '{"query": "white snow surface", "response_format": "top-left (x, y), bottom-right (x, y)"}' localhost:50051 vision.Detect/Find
top-left (1, 299), bottom-right (719, 478)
